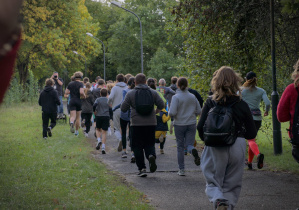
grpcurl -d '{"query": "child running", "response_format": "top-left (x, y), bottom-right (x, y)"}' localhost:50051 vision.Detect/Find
top-left (155, 108), bottom-right (171, 154)
top-left (93, 88), bottom-right (110, 154)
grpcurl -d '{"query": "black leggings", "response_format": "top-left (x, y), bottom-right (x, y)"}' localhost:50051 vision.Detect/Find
top-left (81, 113), bottom-right (92, 133)
top-left (42, 112), bottom-right (57, 138)
top-left (120, 118), bottom-right (131, 149)
top-left (254, 120), bottom-right (262, 133)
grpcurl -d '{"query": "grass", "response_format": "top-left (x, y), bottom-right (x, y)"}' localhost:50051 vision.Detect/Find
top-left (0, 103), bottom-right (152, 209)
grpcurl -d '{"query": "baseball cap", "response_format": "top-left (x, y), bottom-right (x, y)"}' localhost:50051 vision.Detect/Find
top-left (246, 71), bottom-right (257, 80)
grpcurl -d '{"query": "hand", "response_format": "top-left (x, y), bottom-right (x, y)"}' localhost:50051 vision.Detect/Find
top-left (264, 111), bottom-right (269, 117)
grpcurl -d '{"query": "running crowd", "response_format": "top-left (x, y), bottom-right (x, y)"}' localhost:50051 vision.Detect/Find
top-left (38, 59), bottom-right (299, 210)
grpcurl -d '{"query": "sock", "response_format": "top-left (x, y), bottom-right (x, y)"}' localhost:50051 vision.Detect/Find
top-left (102, 144), bottom-right (105, 150)
top-left (75, 130), bottom-right (78, 134)
top-left (97, 137), bottom-right (102, 143)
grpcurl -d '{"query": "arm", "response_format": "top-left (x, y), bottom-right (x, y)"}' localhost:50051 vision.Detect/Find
top-left (107, 86), bottom-right (115, 105)
top-left (277, 86), bottom-right (291, 122)
top-left (168, 96), bottom-right (178, 117)
top-left (162, 113), bottom-right (171, 123)
top-left (242, 102), bottom-right (257, 139)
top-left (93, 100), bottom-right (98, 112)
top-left (112, 104), bottom-right (121, 112)
top-left (194, 91), bottom-right (204, 108)
top-left (195, 98), bottom-right (202, 116)
top-left (262, 90), bottom-right (271, 116)
top-left (197, 100), bottom-right (212, 140)
top-left (57, 78), bottom-right (63, 86)
top-left (80, 88), bottom-right (86, 99)
top-left (64, 88), bottom-right (70, 98)
top-left (54, 91), bottom-right (61, 105)
top-left (155, 91), bottom-right (165, 112)
top-left (121, 92), bottom-right (131, 112)
top-left (38, 93), bottom-right (42, 106)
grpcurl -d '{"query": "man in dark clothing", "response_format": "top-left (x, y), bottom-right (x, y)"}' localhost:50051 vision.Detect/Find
top-left (38, 78), bottom-right (61, 139)
top-left (121, 73), bottom-right (165, 177)
top-left (51, 72), bottom-right (64, 118)
top-left (188, 88), bottom-right (204, 108)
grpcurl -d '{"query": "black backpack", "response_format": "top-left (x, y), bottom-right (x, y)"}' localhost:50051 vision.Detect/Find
top-left (203, 100), bottom-right (238, 147)
top-left (135, 89), bottom-right (154, 116)
top-left (291, 88), bottom-right (299, 146)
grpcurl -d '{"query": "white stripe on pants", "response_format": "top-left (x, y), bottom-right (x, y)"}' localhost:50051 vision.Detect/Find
top-left (201, 137), bottom-right (246, 210)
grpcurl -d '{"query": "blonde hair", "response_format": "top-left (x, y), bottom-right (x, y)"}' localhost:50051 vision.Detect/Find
top-left (45, 78), bottom-right (54, 86)
top-left (84, 82), bottom-right (91, 96)
top-left (74, 71), bottom-right (83, 80)
top-left (107, 82), bottom-right (115, 93)
top-left (291, 58), bottom-right (299, 87)
top-left (211, 66), bottom-right (243, 102)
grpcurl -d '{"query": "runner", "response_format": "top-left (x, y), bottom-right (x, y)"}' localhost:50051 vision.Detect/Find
top-left (38, 78), bottom-right (61, 139)
top-left (168, 77), bottom-right (201, 176)
top-left (81, 82), bottom-right (95, 137)
top-left (64, 71), bottom-right (86, 136)
top-left (197, 66), bottom-right (257, 210)
top-left (121, 73), bottom-right (164, 177)
top-left (51, 72), bottom-right (64, 118)
top-left (241, 71), bottom-right (270, 169)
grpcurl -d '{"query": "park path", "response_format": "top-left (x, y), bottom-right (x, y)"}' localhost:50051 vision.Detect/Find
top-left (86, 129), bottom-right (299, 210)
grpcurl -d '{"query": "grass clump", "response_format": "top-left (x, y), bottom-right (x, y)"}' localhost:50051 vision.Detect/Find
top-left (0, 104), bottom-right (152, 209)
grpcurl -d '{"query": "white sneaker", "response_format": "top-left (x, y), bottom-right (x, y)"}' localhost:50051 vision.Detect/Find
top-left (84, 132), bottom-right (89, 137)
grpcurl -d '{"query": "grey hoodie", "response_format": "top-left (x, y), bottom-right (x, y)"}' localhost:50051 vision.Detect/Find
top-left (108, 82), bottom-right (127, 108)
top-left (169, 89), bottom-right (201, 125)
top-left (121, 84), bottom-right (165, 126)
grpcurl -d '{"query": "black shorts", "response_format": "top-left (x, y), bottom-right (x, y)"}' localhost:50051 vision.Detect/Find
top-left (69, 98), bottom-right (82, 111)
top-left (96, 116), bottom-right (110, 131)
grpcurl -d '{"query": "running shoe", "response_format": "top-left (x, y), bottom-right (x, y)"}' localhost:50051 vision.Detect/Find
top-left (149, 155), bottom-right (157, 173)
top-left (84, 132), bottom-right (89, 138)
top-left (160, 149), bottom-right (164, 154)
top-left (74, 131), bottom-right (79, 137)
top-left (177, 169), bottom-right (185, 176)
top-left (70, 123), bottom-right (75, 133)
top-left (117, 140), bottom-right (122, 152)
top-left (247, 163), bottom-right (253, 170)
top-left (96, 142), bottom-right (102, 150)
top-left (192, 148), bottom-right (201, 166)
top-left (47, 127), bottom-right (52, 137)
top-left (131, 155), bottom-right (136, 163)
top-left (216, 199), bottom-right (229, 210)
top-left (137, 169), bottom-right (147, 177)
top-left (121, 152), bottom-right (127, 158)
top-left (102, 150), bottom-right (106, 154)
top-left (257, 153), bottom-right (264, 169)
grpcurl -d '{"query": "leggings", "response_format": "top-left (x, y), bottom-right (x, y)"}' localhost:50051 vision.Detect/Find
top-left (81, 113), bottom-right (92, 133)
top-left (120, 118), bottom-right (131, 150)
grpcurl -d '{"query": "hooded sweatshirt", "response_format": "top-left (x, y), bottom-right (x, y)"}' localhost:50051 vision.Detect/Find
top-left (121, 84), bottom-right (165, 126)
top-left (38, 86), bottom-right (61, 113)
top-left (108, 82), bottom-right (127, 108)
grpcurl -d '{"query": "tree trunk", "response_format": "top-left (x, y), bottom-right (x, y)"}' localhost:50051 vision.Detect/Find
top-left (17, 62), bottom-right (29, 86)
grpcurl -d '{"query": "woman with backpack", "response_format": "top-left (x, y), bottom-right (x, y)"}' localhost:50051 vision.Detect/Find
top-left (277, 58), bottom-right (299, 163)
top-left (241, 71), bottom-right (270, 169)
top-left (168, 77), bottom-right (202, 176)
top-left (197, 66), bottom-right (257, 210)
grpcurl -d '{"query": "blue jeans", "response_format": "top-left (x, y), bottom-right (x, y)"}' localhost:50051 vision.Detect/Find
top-left (57, 96), bottom-right (64, 114)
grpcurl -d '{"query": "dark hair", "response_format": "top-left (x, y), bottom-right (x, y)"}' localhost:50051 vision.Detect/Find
top-left (177, 77), bottom-right (188, 91)
top-left (135, 73), bottom-right (146, 85)
top-left (171, 76), bottom-right (178, 85)
top-left (116, 74), bottom-right (125, 82)
top-left (147, 78), bottom-right (156, 90)
top-left (98, 79), bottom-right (105, 86)
top-left (83, 77), bottom-right (89, 83)
top-left (128, 77), bottom-right (135, 89)
top-left (45, 78), bottom-right (54, 86)
top-left (100, 88), bottom-right (108, 97)
top-left (95, 76), bottom-right (101, 81)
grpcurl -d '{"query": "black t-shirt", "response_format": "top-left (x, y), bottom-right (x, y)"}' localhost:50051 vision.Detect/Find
top-left (53, 78), bottom-right (63, 96)
top-left (67, 81), bottom-right (83, 99)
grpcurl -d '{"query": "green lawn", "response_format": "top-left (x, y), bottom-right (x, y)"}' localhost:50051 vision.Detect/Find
top-left (0, 103), bottom-right (151, 209)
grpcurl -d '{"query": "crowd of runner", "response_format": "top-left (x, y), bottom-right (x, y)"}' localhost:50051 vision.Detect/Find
top-left (38, 59), bottom-right (299, 210)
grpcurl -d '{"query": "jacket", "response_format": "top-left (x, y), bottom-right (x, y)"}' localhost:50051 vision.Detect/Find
top-left (38, 86), bottom-right (61, 113)
top-left (81, 90), bottom-right (95, 113)
top-left (156, 109), bottom-right (170, 131)
top-left (108, 82), bottom-right (127, 108)
top-left (169, 89), bottom-right (201, 126)
top-left (197, 96), bottom-right (257, 140)
top-left (121, 84), bottom-right (165, 126)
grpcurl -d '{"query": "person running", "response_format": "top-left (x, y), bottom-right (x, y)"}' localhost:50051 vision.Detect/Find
top-left (38, 78), bottom-right (61, 139)
top-left (168, 77), bottom-right (201, 176)
top-left (169, 76), bottom-right (178, 134)
top-left (65, 71), bottom-right (86, 136)
top-left (81, 82), bottom-right (95, 137)
top-left (112, 77), bottom-right (136, 162)
top-left (155, 108), bottom-right (171, 154)
top-left (121, 73), bottom-right (164, 177)
top-left (277, 58), bottom-right (299, 163)
top-left (51, 71), bottom-right (64, 118)
top-left (241, 71), bottom-right (270, 169)
top-left (108, 74), bottom-right (127, 151)
top-left (197, 66), bottom-right (257, 210)
top-left (93, 88), bottom-right (110, 154)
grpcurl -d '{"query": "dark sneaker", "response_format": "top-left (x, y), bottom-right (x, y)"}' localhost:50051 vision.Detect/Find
top-left (248, 163), bottom-right (253, 170)
top-left (177, 169), bottom-right (185, 176)
top-left (96, 142), bottom-right (102, 150)
top-left (257, 153), bottom-right (264, 169)
top-left (122, 152), bottom-right (127, 158)
top-left (81, 119), bottom-right (85, 128)
top-left (131, 155), bottom-right (136, 163)
top-left (102, 150), bottom-right (106, 154)
top-left (137, 169), bottom-right (147, 177)
top-left (117, 140), bottom-right (122, 152)
top-left (160, 149), bottom-right (164, 154)
top-left (192, 148), bottom-right (201, 166)
top-left (47, 127), bottom-right (52, 137)
top-left (149, 155), bottom-right (157, 173)
top-left (216, 199), bottom-right (229, 210)
top-left (70, 123), bottom-right (75, 133)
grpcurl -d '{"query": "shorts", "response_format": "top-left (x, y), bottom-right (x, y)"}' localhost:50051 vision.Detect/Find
top-left (155, 131), bottom-right (167, 139)
top-left (69, 98), bottom-right (82, 111)
top-left (96, 116), bottom-right (110, 131)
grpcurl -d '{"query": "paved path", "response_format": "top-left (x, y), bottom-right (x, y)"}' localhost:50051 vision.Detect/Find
top-left (87, 130), bottom-right (299, 210)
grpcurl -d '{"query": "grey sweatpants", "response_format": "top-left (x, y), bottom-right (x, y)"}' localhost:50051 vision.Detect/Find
top-left (113, 109), bottom-right (121, 140)
top-left (174, 124), bottom-right (196, 170)
top-left (201, 137), bottom-right (246, 210)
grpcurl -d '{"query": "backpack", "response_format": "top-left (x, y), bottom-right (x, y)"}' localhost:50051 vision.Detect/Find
top-left (291, 88), bottom-right (299, 146)
top-left (203, 100), bottom-right (238, 147)
top-left (135, 89), bottom-right (154, 116)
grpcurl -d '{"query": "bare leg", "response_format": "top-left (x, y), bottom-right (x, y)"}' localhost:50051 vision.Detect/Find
top-left (102, 130), bottom-right (107, 145)
top-left (96, 128), bottom-right (102, 138)
top-left (70, 110), bottom-right (76, 123)
top-left (75, 111), bottom-right (81, 130)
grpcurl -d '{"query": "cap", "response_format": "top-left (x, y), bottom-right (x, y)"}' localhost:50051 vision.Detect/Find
top-left (246, 71), bottom-right (257, 80)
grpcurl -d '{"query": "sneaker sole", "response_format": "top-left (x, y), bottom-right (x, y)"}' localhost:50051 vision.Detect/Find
top-left (138, 173), bottom-right (147, 177)
top-left (192, 149), bottom-right (201, 166)
top-left (149, 156), bottom-right (157, 173)
top-left (122, 155), bottom-right (127, 158)
top-left (47, 128), bottom-right (52, 137)
top-left (257, 154), bottom-right (264, 169)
